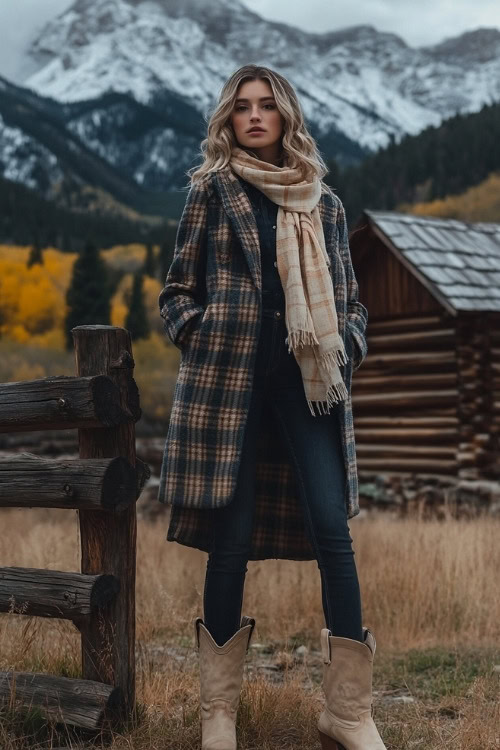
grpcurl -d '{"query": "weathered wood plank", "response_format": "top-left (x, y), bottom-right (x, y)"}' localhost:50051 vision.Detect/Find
top-left (366, 315), bottom-right (444, 333)
top-left (353, 389), bottom-right (457, 410)
top-left (357, 457), bottom-right (457, 473)
top-left (0, 375), bottom-right (140, 433)
top-left (73, 325), bottom-right (138, 716)
top-left (352, 372), bottom-right (457, 391)
top-left (0, 567), bottom-right (119, 621)
top-left (366, 328), bottom-right (455, 351)
top-left (353, 416), bottom-right (459, 427)
top-left (0, 455), bottom-right (138, 511)
top-left (358, 350), bottom-right (457, 375)
top-left (356, 443), bottom-right (456, 458)
top-left (355, 428), bottom-right (458, 444)
top-left (0, 671), bottom-right (124, 729)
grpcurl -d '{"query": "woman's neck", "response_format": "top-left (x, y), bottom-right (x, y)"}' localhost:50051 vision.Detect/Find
top-left (243, 144), bottom-right (284, 166)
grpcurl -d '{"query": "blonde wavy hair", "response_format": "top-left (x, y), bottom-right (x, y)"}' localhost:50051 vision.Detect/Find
top-left (188, 64), bottom-right (329, 185)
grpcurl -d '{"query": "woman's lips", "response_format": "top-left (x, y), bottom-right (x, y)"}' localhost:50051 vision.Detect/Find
top-left (248, 130), bottom-right (265, 135)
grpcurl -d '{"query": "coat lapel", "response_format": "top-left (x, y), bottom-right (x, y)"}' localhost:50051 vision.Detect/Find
top-left (214, 168), bottom-right (261, 291)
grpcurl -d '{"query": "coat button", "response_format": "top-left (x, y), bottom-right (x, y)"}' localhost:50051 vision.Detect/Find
top-left (272, 225), bottom-right (276, 229)
top-left (274, 261), bottom-right (277, 267)
top-left (275, 311), bottom-right (281, 319)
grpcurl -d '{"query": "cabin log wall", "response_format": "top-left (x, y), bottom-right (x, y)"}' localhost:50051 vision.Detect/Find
top-left (351, 312), bottom-right (459, 476)
top-left (484, 312), bottom-right (500, 478)
top-left (349, 216), bottom-right (500, 510)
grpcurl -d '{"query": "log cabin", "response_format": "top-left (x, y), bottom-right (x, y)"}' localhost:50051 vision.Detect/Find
top-left (348, 210), bottom-right (500, 514)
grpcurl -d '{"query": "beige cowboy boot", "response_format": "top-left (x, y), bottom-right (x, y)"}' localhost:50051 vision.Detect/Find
top-left (195, 615), bottom-right (255, 750)
top-left (318, 627), bottom-right (387, 750)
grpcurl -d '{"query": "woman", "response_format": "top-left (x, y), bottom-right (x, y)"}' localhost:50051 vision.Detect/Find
top-left (158, 64), bottom-right (385, 750)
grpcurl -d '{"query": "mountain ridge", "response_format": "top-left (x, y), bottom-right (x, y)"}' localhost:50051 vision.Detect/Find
top-left (21, 0), bottom-right (500, 153)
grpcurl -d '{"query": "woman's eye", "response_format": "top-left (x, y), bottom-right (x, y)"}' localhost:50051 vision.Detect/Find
top-left (234, 104), bottom-right (276, 112)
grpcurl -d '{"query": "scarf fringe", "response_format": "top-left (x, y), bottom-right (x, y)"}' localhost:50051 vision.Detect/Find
top-left (286, 331), bottom-right (348, 368)
top-left (327, 379), bottom-right (349, 406)
top-left (307, 379), bottom-right (349, 417)
top-left (286, 329), bottom-right (319, 352)
top-left (320, 344), bottom-right (348, 370)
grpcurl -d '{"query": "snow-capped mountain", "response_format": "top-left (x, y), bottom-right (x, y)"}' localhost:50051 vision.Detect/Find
top-left (23, 0), bottom-right (500, 152)
top-left (1, 0), bottom-right (500, 217)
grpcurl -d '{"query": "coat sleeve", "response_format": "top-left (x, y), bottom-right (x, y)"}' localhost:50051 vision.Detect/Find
top-left (335, 198), bottom-right (368, 372)
top-left (158, 177), bottom-right (209, 350)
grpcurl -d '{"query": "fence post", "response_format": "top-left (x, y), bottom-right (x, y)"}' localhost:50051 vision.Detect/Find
top-left (73, 324), bottom-right (139, 718)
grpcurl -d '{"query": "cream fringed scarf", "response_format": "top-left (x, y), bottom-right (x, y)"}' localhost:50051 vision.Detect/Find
top-left (229, 147), bottom-right (349, 417)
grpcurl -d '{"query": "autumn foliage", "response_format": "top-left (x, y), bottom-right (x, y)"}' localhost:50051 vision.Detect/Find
top-left (0, 243), bottom-right (180, 422)
top-left (0, 244), bottom-right (164, 346)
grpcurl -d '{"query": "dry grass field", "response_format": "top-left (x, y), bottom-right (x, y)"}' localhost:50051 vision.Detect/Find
top-left (0, 510), bottom-right (499, 749)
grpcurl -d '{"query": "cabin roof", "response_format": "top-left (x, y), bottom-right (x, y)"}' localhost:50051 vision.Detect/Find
top-left (364, 210), bottom-right (500, 312)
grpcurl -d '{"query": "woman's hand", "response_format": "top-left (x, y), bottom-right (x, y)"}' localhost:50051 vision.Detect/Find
top-left (158, 177), bottom-right (210, 349)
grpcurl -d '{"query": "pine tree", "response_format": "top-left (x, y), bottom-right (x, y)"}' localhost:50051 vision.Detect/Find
top-left (125, 270), bottom-right (150, 341)
top-left (27, 233), bottom-right (43, 268)
top-left (142, 242), bottom-right (156, 278)
top-left (64, 240), bottom-right (111, 350)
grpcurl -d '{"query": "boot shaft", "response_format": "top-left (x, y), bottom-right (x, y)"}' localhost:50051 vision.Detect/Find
top-left (318, 627), bottom-right (387, 750)
top-left (196, 617), bottom-right (255, 708)
top-left (321, 628), bottom-right (374, 720)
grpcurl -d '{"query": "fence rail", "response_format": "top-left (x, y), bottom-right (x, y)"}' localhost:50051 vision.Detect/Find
top-left (0, 325), bottom-right (150, 730)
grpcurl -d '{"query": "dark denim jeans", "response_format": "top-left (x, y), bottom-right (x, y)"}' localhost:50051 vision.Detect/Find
top-left (203, 290), bottom-right (363, 646)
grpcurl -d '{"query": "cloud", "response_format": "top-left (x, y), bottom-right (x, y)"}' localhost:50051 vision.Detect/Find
top-left (0, 0), bottom-right (72, 80)
top-left (242, 0), bottom-right (500, 47)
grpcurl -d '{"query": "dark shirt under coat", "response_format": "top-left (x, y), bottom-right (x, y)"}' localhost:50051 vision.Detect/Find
top-left (239, 178), bottom-right (285, 300)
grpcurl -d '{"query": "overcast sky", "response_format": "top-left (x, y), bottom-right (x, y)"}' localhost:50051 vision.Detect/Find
top-left (244, 0), bottom-right (500, 44)
top-left (1, 0), bottom-right (500, 81)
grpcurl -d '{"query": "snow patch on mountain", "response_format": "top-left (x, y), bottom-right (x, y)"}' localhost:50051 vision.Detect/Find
top-left (0, 113), bottom-right (63, 193)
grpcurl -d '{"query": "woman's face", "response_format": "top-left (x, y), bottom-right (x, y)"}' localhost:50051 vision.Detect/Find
top-left (230, 78), bottom-right (284, 162)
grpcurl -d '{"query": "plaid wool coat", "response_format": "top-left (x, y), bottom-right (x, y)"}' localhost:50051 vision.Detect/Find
top-left (158, 165), bottom-right (368, 560)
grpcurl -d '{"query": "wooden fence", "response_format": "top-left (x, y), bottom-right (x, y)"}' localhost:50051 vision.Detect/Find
top-left (0, 325), bottom-right (150, 730)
